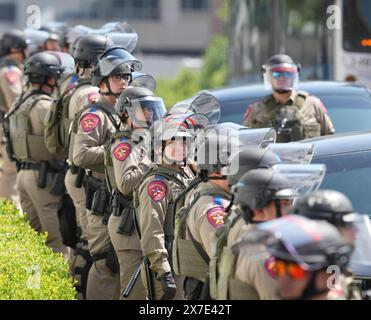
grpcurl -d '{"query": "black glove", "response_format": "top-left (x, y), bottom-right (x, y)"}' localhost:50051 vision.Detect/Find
top-left (160, 272), bottom-right (177, 300)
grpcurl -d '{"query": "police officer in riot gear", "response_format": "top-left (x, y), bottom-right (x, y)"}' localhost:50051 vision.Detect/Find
top-left (72, 46), bottom-right (141, 300)
top-left (134, 113), bottom-right (208, 300)
top-left (64, 33), bottom-right (111, 300)
top-left (243, 54), bottom-right (335, 142)
top-left (7, 51), bottom-right (67, 254)
top-left (217, 163), bottom-right (325, 300)
top-left (244, 215), bottom-right (354, 300)
top-left (290, 190), bottom-right (363, 299)
top-left (107, 85), bottom-right (166, 299)
top-left (0, 30), bottom-right (28, 204)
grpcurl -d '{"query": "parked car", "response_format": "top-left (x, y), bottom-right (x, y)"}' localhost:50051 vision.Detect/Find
top-left (204, 81), bottom-right (371, 133)
top-left (301, 131), bottom-right (371, 281)
top-left (303, 130), bottom-right (371, 217)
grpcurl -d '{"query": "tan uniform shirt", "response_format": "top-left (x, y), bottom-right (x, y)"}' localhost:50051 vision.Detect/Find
top-left (136, 164), bottom-right (193, 276)
top-left (73, 97), bottom-right (119, 177)
top-left (243, 90), bottom-right (335, 138)
top-left (187, 181), bottom-right (231, 257)
top-left (110, 130), bottom-right (151, 251)
top-left (0, 60), bottom-right (23, 112)
top-left (227, 216), bottom-right (250, 247)
top-left (58, 73), bottom-right (78, 99)
top-left (234, 224), bottom-right (280, 300)
top-left (68, 77), bottom-right (100, 119)
top-left (112, 130), bottom-right (152, 196)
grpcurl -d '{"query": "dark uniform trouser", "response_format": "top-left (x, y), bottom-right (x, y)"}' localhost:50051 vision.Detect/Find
top-left (65, 169), bottom-right (92, 300)
top-left (86, 212), bottom-right (120, 300)
top-left (108, 215), bottom-right (146, 300)
top-left (17, 169), bottom-right (66, 253)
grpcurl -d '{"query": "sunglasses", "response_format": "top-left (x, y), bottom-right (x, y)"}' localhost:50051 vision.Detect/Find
top-left (271, 71), bottom-right (294, 79)
top-left (272, 259), bottom-right (308, 280)
top-left (110, 74), bottom-right (132, 83)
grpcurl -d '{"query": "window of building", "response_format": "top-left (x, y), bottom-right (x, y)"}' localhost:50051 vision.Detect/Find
top-left (181, 0), bottom-right (208, 11)
top-left (111, 0), bottom-right (160, 20)
top-left (0, 3), bottom-right (16, 22)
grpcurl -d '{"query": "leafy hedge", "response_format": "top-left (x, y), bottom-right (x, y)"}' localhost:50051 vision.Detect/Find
top-left (0, 199), bottom-right (76, 300)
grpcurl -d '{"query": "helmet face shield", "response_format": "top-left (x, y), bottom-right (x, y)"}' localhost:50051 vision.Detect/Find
top-left (272, 164), bottom-right (326, 197)
top-left (98, 47), bottom-right (142, 77)
top-left (168, 93), bottom-right (221, 125)
top-left (105, 32), bottom-right (138, 53)
top-left (153, 113), bottom-right (209, 164)
top-left (24, 29), bottom-right (50, 55)
top-left (46, 51), bottom-right (75, 77)
top-left (267, 143), bottom-right (315, 165)
top-left (264, 63), bottom-right (299, 92)
top-left (128, 96), bottom-right (166, 128)
top-left (131, 72), bottom-right (157, 92)
top-left (349, 214), bottom-right (371, 278)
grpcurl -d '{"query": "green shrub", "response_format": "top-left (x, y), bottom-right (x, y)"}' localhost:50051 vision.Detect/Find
top-left (0, 199), bottom-right (76, 300)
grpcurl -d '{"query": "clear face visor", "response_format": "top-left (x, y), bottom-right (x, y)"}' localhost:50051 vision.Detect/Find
top-left (45, 51), bottom-right (75, 77)
top-left (217, 127), bottom-right (277, 176)
top-left (66, 25), bottom-right (91, 47)
top-left (272, 164), bottom-right (326, 197)
top-left (24, 29), bottom-right (50, 55)
top-left (131, 72), bottom-right (157, 92)
top-left (168, 93), bottom-right (221, 125)
top-left (98, 48), bottom-right (142, 76)
top-left (154, 113), bottom-right (209, 142)
top-left (264, 63), bottom-right (299, 92)
top-left (104, 32), bottom-right (138, 53)
top-left (348, 214), bottom-right (371, 278)
top-left (267, 143), bottom-right (315, 164)
top-left (127, 96), bottom-right (166, 128)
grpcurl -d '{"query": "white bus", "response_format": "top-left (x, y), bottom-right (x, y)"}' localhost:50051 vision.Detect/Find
top-left (229, 0), bottom-right (371, 87)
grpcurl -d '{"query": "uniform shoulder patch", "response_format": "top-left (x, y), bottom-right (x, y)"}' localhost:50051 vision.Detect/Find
top-left (80, 112), bottom-right (100, 133)
top-left (264, 256), bottom-right (277, 279)
top-left (87, 92), bottom-right (100, 104)
top-left (207, 206), bottom-right (227, 228)
top-left (113, 142), bottom-right (131, 161)
top-left (4, 69), bottom-right (19, 84)
top-left (148, 180), bottom-right (168, 202)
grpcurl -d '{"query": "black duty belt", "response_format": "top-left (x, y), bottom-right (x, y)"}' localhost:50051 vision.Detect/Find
top-left (18, 162), bottom-right (43, 171)
top-left (18, 162), bottom-right (61, 172)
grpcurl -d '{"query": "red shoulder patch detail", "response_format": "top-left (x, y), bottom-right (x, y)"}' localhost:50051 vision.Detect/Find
top-left (243, 105), bottom-right (253, 120)
top-left (113, 142), bottom-right (131, 161)
top-left (148, 180), bottom-right (167, 202)
top-left (80, 113), bottom-right (100, 133)
top-left (264, 256), bottom-right (277, 279)
top-left (4, 70), bottom-right (19, 85)
top-left (87, 92), bottom-right (100, 104)
top-left (207, 206), bottom-right (227, 228)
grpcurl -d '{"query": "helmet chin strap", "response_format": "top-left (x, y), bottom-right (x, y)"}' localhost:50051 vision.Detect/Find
top-left (100, 78), bottom-right (121, 98)
top-left (274, 199), bottom-right (282, 218)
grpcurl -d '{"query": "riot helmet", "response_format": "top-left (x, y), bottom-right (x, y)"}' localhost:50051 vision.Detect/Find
top-left (290, 190), bottom-right (359, 228)
top-left (92, 47), bottom-right (141, 97)
top-left (262, 54), bottom-right (300, 93)
top-left (24, 51), bottom-right (65, 88)
top-left (114, 86), bottom-right (166, 128)
top-left (1, 30), bottom-right (28, 57)
top-left (74, 34), bottom-right (113, 69)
